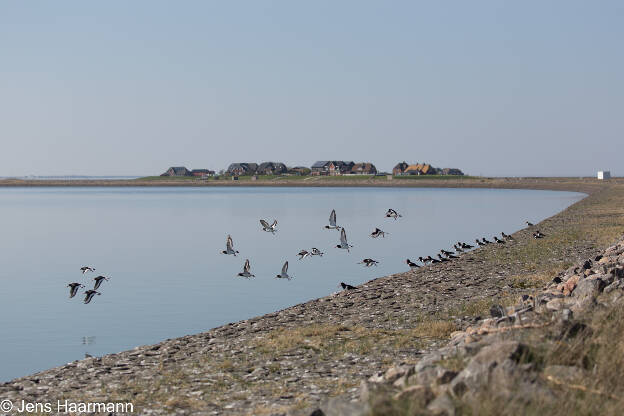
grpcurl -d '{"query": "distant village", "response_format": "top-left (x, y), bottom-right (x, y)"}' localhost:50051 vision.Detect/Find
top-left (160, 161), bottom-right (464, 178)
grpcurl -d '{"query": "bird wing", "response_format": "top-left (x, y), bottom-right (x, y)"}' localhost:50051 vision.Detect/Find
top-left (260, 219), bottom-right (270, 228)
top-left (329, 209), bottom-right (336, 226)
top-left (340, 228), bottom-right (348, 245)
top-left (227, 235), bottom-right (234, 250)
top-left (271, 219), bottom-right (277, 227)
top-left (282, 261), bottom-right (288, 274)
top-left (244, 259), bottom-right (250, 272)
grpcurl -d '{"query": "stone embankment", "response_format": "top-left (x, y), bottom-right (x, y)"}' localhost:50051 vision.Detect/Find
top-left (304, 238), bottom-right (624, 416)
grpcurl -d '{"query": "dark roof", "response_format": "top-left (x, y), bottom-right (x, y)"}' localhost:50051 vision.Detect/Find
top-left (311, 161), bottom-right (330, 168)
top-left (170, 167), bottom-right (190, 174)
top-left (191, 169), bottom-right (214, 174)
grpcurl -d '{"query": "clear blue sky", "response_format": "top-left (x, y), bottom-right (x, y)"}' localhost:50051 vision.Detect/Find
top-left (1, 1), bottom-right (622, 176)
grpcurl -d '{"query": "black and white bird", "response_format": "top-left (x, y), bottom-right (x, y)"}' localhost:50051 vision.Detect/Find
top-left (493, 236), bottom-right (505, 244)
top-left (441, 249), bottom-right (454, 257)
top-left (260, 219), bottom-right (278, 233)
top-left (310, 247), bottom-right (324, 256)
top-left (93, 275), bottom-right (110, 290)
top-left (482, 238), bottom-right (492, 244)
top-left (80, 266), bottom-right (95, 274)
top-left (237, 259), bottom-right (255, 278)
top-left (67, 283), bottom-right (84, 298)
top-left (324, 209), bottom-right (342, 230)
top-left (418, 256), bottom-right (430, 265)
top-left (298, 250), bottom-right (311, 260)
top-left (476, 239), bottom-right (485, 246)
top-left (385, 208), bottom-right (402, 220)
top-left (501, 232), bottom-right (514, 241)
top-left (83, 290), bottom-right (100, 304)
top-left (221, 235), bottom-right (239, 256)
top-left (461, 242), bottom-right (474, 249)
top-left (275, 261), bottom-right (292, 280)
top-left (443, 252), bottom-right (459, 259)
top-left (358, 258), bottom-right (379, 267)
top-left (437, 254), bottom-right (450, 262)
top-left (340, 282), bottom-right (356, 290)
top-left (370, 228), bottom-right (388, 238)
top-left (406, 259), bottom-right (420, 270)
top-left (526, 221), bottom-right (534, 227)
top-left (336, 228), bottom-right (352, 252)
top-left (533, 230), bottom-right (546, 239)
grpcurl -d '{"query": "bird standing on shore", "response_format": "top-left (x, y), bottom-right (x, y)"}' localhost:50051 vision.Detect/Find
top-left (324, 209), bottom-right (342, 230)
top-left (406, 259), bottom-right (420, 270)
top-left (526, 221), bottom-right (534, 227)
top-left (237, 259), bottom-right (255, 278)
top-left (476, 239), bottom-right (485, 247)
top-left (482, 238), bottom-right (492, 244)
top-left (67, 283), bottom-right (84, 298)
top-left (221, 235), bottom-right (239, 256)
top-left (80, 266), bottom-right (95, 274)
top-left (260, 219), bottom-right (278, 233)
top-left (93, 275), bottom-right (110, 290)
top-left (83, 290), bottom-right (100, 304)
top-left (340, 282), bottom-right (356, 290)
top-left (493, 236), bottom-right (506, 244)
top-left (501, 232), bottom-right (514, 240)
top-left (275, 261), bottom-right (292, 280)
top-left (336, 228), bottom-right (352, 252)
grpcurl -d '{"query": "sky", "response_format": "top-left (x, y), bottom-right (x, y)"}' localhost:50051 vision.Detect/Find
top-left (1, 1), bottom-right (622, 177)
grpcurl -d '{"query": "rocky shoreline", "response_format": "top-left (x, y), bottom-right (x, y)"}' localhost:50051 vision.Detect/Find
top-left (1, 180), bottom-right (622, 416)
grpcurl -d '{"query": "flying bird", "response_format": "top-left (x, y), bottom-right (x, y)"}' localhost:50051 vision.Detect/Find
top-left (358, 258), bottom-right (379, 267)
top-left (221, 235), bottom-right (239, 256)
top-left (335, 228), bottom-right (352, 252)
top-left (370, 228), bottom-right (388, 238)
top-left (385, 208), bottom-right (402, 220)
top-left (275, 261), bottom-right (292, 280)
top-left (93, 276), bottom-right (110, 290)
top-left (83, 290), bottom-right (101, 304)
top-left (67, 283), bottom-right (84, 298)
top-left (310, 247), bottom-right (324, 256)
top-left (237, 259), bottom-right (255, 278)
top-left (260, 219), bottom-right (278, 233)
top-left (298, 250), bottom-right (311, 260)
top-left (324, 209), bottom-right (342, 230)
top-left (80, 266), bottom-right (95, 274)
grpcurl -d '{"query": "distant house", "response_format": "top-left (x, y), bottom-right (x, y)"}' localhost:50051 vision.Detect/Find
top-left (404, 163), bottom-right (437, 175)
top-left (161, 166), bottom-right (192, 177)
top-left (191, 169), bottom-right (215, 177)
top-left (441, 168), bottom-right (464, 176)
top-left (256, 162), bottom-right (287, 175)
top-left (288, 166), bottom-right (311, 176)
top-left (393, 162), bottom-right (409, 176)
top-left (226, 163), bottom-right (258, 176)
top-left (350, 163), bottom-right (377, 175)
top-left (311, 161), bottom-right (354, 176)
top-left (598, 171), bottom-right (611, 180)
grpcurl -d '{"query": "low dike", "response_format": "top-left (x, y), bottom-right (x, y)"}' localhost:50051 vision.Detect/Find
top-left (1, 178), bottom-right (622, 416)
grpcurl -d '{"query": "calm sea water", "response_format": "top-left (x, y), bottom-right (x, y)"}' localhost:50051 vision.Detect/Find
top-left (0, 187), bottom-right (583, 381)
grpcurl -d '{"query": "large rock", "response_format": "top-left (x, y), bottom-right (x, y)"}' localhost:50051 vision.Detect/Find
top-left (449, 341), bottom-right (530, 398)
